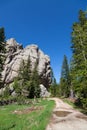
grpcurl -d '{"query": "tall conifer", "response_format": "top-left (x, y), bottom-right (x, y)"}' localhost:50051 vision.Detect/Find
top-left (71, 10), bottom-right (87, 107)
top-left (0, 27), bottom-right (5, 87)
top-left (60, 55), bottom-right (70, 97)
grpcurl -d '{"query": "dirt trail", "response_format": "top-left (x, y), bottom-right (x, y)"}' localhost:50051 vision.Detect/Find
top-left (46, 98), bottom-right (87, 130)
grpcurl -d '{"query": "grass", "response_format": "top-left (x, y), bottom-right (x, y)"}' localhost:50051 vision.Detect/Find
top-left (63, 98), bottom-right (87, 115)
top-left (0, 99), bottom-right (55, 130)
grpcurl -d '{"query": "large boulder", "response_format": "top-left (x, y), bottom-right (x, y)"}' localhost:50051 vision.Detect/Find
top-left (2, 38), bottom-right (52, 88)
top-left (40, 84), bottom-right (51, 97)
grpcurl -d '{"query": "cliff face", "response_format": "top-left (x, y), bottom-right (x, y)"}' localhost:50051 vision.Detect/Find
top-left (2, 38), bottom-right (52, 88)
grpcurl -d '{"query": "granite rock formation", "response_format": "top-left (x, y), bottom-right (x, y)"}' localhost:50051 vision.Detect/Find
top-left (2, 38), bottom-right (52, 89)
top-left (40, 84), bottom-right (51, 97)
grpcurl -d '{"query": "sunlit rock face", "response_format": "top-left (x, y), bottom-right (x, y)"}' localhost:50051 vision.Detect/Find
top-left (2, 38), bottom-right (52, 88)
top-left (40, 84), bottom-right (51, 97)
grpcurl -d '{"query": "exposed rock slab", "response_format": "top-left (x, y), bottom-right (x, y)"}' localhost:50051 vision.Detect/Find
top-left (40, 84), bottom-right (51, 97)
top-left (2, 38), bottom-right (52, 88)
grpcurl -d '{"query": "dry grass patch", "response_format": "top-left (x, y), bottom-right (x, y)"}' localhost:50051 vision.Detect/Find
top-left (13, 106), bottom-right (43, 114)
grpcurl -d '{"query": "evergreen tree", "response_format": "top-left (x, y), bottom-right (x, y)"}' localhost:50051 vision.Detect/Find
top-left (71, 10), bottom-right (87, 107)
top-left (50, 78), bottom-right (58, 97)
top-left (13, 78), bottom-right (21, 95)
top-left (29, 61), bottom-right (40, 98)
top-left (0, 27), bottom-right (5, 43)
top-left (69, 58), bottom-right (75, 98)
top-left (50, 68), bottom-right (55, 84)
top-left (13, 57), bottom-right (40, 99)
top-left (60, 55), bottom-right (70, 97)
top-left (50, 68), bottom-right (60, 97)
top-left (0, 27), bottom-right (5, 87)
top-left (18, 56), bottom-right (31, 83)
top-left (14, 56), bottom-right (31, 97)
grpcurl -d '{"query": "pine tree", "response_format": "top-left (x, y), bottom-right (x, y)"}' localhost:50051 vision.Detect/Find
top-left (69, 58), bottom-right (76, 98)
top-left (18, 56), bottom-right (31, 83)
top-left (14, 56), bottom-right (31, 97)
top-left (50, 69), bottom-right (59, 97)
top-left (50, 78), bottom-right (58, 97)
top-left (0, 27), bottom-right (5, 43)
top-left (29, 61), bottom-right (40, 98)
top-left (71, 10), bottom-right (87, 107)
top-left (0, 27), bottom-right (5, 87)
top-left (13, 57), bottom-right (40, 99)
top-left (60, 55), bottom-right (70, 97)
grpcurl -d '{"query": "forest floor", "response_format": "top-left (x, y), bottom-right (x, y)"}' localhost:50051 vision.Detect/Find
top-left (46, 98), bottom-right (87, 130)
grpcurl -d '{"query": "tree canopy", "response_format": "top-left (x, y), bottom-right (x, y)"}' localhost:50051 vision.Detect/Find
top-left (0, 27), bottom-right (5, 87)
top-left (71, 9), bottom-right (87, 107)
top-left (60, 55), bottom-right (70, 97)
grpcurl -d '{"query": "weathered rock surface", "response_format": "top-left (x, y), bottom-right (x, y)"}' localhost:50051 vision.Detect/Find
top-left (40, 84), bottom-right (51, 97)
top-left (2, 38), bottom-right (52, 88)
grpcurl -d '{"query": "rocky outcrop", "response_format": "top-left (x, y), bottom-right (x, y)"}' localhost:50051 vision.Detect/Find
top-left (2, 38), bottom-right (52, 88)
top-left (40, 84), bottom-right (51, 97)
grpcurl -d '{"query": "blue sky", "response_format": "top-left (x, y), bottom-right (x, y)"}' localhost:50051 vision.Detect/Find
top-left (0, 0), bottom-right (86, 82)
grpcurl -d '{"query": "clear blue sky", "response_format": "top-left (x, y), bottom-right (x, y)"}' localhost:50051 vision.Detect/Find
top-left (0, 0), bottom-right (86, 82)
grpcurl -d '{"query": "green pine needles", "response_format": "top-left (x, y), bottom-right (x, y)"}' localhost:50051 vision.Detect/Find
top-left (0, 27), bottom-right (6, 88)
top-left (60, 55), bottom-right (70, 98)
top-left (13, 57), bottom-right (40, 99)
